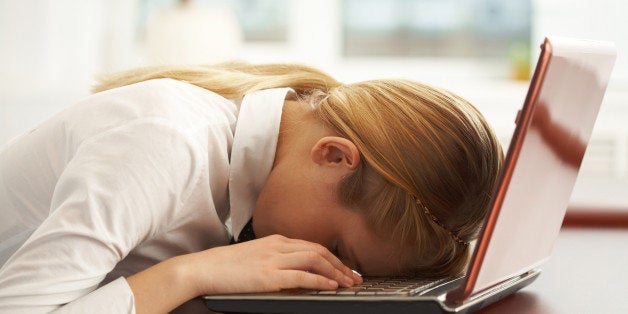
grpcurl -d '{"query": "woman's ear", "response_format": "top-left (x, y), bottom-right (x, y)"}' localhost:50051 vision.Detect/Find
top-left (310, 137), bottom-right (360, 170)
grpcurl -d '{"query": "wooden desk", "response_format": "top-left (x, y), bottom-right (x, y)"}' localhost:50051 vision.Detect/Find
top-left (479, 228), bottom-right (628, 313)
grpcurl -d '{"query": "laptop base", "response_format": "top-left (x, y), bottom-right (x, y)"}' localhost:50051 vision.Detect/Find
top-left (204, 269), bottom-right (540, 314)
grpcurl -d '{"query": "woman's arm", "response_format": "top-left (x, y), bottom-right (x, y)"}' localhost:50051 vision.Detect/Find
top-left (0, 120), bottom-right (208, 312)
top-left (128, 235), bottom-right (361, 313)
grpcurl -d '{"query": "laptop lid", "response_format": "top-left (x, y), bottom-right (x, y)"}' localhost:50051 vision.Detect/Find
top-left (447, 36), bottom-right (617, 302)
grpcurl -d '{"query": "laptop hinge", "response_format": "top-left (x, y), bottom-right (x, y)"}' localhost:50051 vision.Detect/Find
top-left (440, 269), bottom-right (541, 313)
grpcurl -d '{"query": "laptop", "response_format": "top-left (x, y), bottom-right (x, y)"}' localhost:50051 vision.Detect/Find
top-left (204, 36), bottom-right (617, 314)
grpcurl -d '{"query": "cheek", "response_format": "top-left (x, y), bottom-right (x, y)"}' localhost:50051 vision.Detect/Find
top-left (252, 166), bottom-right (339, 249)
top-left (254, 197), bottom-right (338, 250)
top-left (274, 208), bottom-right (337, 247)
top-left (252, 185), bottom-right (315, 239)
top-left (291, 217), bottom-right (335, 246)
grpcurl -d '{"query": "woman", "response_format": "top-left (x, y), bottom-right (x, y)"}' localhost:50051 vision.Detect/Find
top-left (0, 63), bottom-right (502, 313)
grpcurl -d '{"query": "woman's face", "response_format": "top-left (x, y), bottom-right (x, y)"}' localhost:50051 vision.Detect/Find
top-left (252, 152), bottom-right (410, 276)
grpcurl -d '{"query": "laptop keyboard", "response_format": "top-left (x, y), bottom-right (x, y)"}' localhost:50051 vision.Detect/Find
top-left (304, 277), bottom-right (448, 296)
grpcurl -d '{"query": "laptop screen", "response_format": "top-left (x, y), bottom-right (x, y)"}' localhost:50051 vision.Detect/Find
top-left (450, 36), bottom-right (617, 301)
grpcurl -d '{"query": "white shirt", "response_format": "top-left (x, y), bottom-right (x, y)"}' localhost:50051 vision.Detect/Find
top-left (0, 79), bottom-right (290, 313)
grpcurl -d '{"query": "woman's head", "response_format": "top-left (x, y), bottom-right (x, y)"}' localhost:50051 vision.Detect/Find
top-left (93, 62), bottom-right (503, 277)
top-left (305, 80), bottom-right (503, 277)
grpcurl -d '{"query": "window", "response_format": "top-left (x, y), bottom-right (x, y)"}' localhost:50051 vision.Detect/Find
top-left (343, 0), bottom-right (532, 59)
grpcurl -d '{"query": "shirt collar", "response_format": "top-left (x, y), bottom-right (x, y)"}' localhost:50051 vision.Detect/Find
top-left (228, 88), bottom-right (292, 240)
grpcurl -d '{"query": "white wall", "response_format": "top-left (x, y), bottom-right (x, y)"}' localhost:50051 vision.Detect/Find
top-left (0, 0), bottom-right (106, 145)
top-left (533, 0), bottom-right (628, 83)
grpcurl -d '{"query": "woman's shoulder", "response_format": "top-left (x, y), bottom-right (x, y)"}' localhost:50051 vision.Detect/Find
top-left (60, 78), bottom-right (237, 142)
top-left (91, 78), bottom-right (237, 120)
top-left (0, 78), bottom-right (238, 169)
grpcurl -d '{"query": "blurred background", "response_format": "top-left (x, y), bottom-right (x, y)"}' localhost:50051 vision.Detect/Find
top-left (1, 0), bottom-right (627, 210)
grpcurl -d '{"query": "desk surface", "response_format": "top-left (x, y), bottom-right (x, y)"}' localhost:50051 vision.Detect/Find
top-left (478, 228), bottom-right (628, 314)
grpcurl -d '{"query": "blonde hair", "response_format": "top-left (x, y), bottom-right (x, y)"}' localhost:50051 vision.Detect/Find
top-left (92, 63), bottom-right (341, 98)
top-left (93, 62), bottom-right (503, 277)
top-left (318, 81), bottom-right (503, 276)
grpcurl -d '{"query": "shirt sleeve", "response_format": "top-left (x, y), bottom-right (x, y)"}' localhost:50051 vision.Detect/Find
top-left (0, 118), bottom-right (205, 313)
